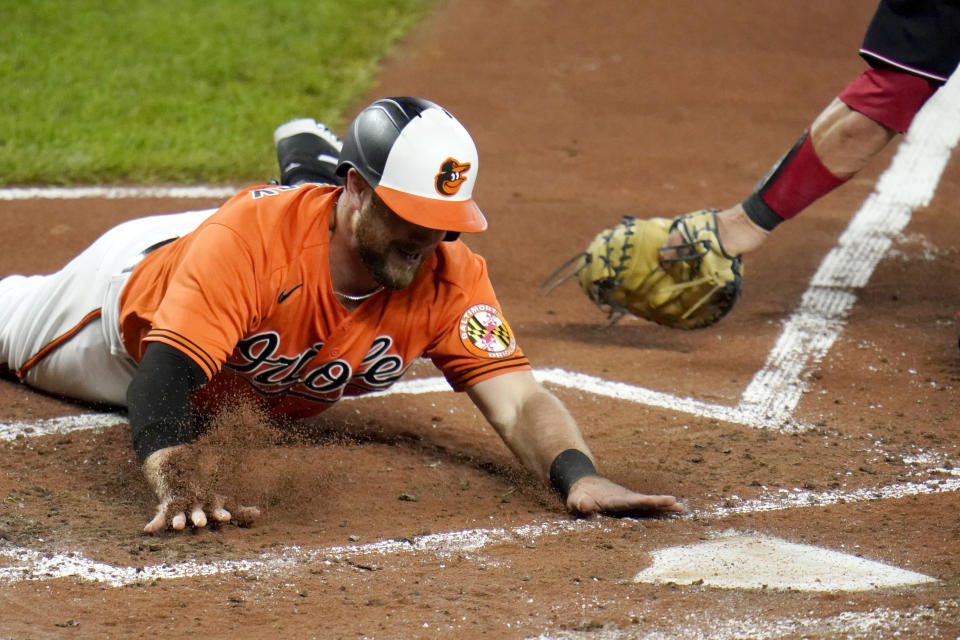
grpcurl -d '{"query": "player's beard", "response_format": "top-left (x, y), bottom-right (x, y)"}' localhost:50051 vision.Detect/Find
top-left (354, 211), bottom-right (432, 290)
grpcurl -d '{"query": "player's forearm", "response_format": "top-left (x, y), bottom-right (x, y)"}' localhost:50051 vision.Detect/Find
top-left (467, 371), bottom-right (594, 486)
top-left (505, 388), bottom-right (593, 483)
top-left (126, 342), bottom-right (207, 463)
top-left (810, 99), bottom-right (897, 178)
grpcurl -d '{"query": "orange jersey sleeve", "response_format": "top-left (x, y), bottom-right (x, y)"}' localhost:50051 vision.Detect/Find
top-left (419, 243), bottom-right (531, 391)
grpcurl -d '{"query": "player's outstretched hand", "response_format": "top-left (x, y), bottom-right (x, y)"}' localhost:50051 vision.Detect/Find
top-left (565, 475), bottom-right (685, 516)
top-left (140, 446), bottom-right (261, 533)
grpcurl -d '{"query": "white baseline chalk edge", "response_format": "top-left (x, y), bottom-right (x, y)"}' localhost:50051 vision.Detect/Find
top-left (0, 185), bottom-right (239, 200)
top-left (1, 464), bottom-right (958, 588)
top-left (529, 598), bottom-right (960, 640)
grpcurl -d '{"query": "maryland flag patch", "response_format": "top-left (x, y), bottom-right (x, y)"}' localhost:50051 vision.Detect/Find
top-left (459, 304), bottom-right (517, 358)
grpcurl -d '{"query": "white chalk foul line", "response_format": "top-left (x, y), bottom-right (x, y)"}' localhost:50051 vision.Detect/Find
top-left (1, 467), bottom-right (957, 587)
top-left (0, 367), bottom-right (755, 443)
top-left (0, 366), bottom-right (807, 446)
top-left (0, 412), bottom-right (127, 442)
top-left (709, 468), bottom-right (960, 518)
top-left (0, 185), bottom-right (239, 200)
top-left (0, 519), bottom-right (606, 587)
top-left (737, 68), bottom-right (960, 429)
top-left (528, 598), bottom-right (960, 640)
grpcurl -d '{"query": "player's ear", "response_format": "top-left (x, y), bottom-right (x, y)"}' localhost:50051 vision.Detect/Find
top-left (343, 168), bottom-right (373, 209)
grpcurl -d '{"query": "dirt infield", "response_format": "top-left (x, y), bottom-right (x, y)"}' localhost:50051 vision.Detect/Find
top-left (3, 1), bottom-right (960, 638)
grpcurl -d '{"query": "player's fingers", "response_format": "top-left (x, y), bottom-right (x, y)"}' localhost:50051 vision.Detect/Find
top-left (143, 508), bottom-right (169, 534)
top-left (622, 497), bottom-right (685, 514)
top-left (210, 495), bottom-right (231, 522)
top-left (659, 240), bottom-right (698, 263)
top-left (660, 229), bottom-right (692, 254)
top-left (568, 484), bottom-right (685, 515)
top-left (632, 495), bottom-right (686, 512)
top-left (661, 230), bottom-right (684, 250)
top-left (170, 512), bottom-right (188, 531)
top-left (231, 505), bottom-right (261, 527)
top-left (608, 493), bottom-right (683, 512)
top-left (190, 505), bottom-right (207, 528)
top-left (658, 497), bottom-right (687, 513)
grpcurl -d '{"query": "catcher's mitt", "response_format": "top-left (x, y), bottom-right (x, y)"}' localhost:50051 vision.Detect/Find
top-left (542, 209), bottom-right (743, 329)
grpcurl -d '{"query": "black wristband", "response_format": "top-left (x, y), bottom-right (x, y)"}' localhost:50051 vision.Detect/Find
top-left (549, 449), bottom-right (598, 499)
top-left (741, 131), bottom-right (808, 232)
top-left (742, 192), bottom-right (786, 232)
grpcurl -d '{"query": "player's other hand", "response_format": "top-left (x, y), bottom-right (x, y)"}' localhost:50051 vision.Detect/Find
top-left (140, 446), bottom-right (261, 534)
top-left (565, 475), bottom-right (685, 516)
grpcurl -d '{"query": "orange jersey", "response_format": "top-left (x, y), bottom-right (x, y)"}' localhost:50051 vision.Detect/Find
top-left (118, 184), bottom-right (530, 418)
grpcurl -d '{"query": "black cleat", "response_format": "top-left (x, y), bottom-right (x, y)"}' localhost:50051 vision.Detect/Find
top-left (273, 117), bottom-right (344, 186)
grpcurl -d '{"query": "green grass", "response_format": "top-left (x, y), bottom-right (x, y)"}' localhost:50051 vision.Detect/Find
top-left (0, 0), bottom-right (434, 186)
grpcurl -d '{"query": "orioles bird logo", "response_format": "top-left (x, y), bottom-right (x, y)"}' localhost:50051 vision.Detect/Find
top-left (435, 157), bottom-right (471, 196)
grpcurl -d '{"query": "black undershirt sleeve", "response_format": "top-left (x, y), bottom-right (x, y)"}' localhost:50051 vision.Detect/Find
top-left (126, 341), bottom-right (208, 464)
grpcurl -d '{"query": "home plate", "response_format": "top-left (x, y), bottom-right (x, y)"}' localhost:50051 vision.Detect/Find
top-left (633, 530), bottom-right (938, 591)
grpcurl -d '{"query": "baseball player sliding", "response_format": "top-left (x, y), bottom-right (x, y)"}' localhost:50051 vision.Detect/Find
top-left (0, 97), bottom-right (684, 532)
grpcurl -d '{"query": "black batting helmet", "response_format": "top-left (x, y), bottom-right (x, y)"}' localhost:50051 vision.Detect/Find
top-left (336, 97), bottom-right (487, 236)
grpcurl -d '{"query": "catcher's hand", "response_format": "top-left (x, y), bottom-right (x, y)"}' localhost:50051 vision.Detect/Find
top-left (542, 209), bottom-right (743, 329)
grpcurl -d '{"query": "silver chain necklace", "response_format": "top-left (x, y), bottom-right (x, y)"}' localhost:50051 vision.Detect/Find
top-left (334, 286), bottom-right (384, 302)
